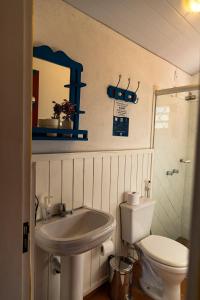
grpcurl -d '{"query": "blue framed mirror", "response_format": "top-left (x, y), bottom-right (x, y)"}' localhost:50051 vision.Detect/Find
top-left (32, 45), bottom-right (88, 141)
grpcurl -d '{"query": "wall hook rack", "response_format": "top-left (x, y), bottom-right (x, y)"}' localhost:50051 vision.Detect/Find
top-left (135, 81), bottom-right (140, 93)
top-left (116, 74), bottom-right (122, 88)
top-left (125, 77), bottom-right (131, 91)
top-left (107, 75), bottom-right (140, 104)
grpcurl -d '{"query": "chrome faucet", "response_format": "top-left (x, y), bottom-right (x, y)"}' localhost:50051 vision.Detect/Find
top-left (54, 203), bottom-right (73, 217)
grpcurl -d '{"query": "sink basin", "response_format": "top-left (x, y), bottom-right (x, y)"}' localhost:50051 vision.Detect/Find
top-left (35, 207), bottom-right (115, 300)
top-left (35, 207), bottom-right (115, 256)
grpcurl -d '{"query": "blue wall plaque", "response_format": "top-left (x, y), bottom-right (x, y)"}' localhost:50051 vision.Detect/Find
top-left (113, 116), bottom-right (129, 137)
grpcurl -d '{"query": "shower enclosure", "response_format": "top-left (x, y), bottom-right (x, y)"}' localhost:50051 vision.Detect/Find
top-left (152, 86), bottom-right (199, 242)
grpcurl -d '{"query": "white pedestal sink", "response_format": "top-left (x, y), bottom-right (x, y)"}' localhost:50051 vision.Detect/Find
top-left (35, 207), bottom-right (115, 300)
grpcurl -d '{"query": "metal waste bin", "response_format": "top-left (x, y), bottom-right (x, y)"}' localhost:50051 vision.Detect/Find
top-left (109, 256), bottom-right (133, 300)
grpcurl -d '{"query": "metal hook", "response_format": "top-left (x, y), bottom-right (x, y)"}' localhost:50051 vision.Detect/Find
top-left (125, 77), bottom-right (131, 91)
top-left (116, 74), bottom-right (122, 88)
top-left (135, 81), bottom-right (140, 93)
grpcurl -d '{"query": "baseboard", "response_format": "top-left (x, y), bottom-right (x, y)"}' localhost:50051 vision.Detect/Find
top-left (83, 276), bottom-right (109, 297)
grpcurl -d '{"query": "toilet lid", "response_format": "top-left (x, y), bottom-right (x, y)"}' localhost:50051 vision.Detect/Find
top-left (139, 235), bottom-right (188, 267)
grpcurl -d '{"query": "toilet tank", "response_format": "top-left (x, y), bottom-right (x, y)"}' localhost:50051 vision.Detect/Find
top-left (120, 197), bottom-right (155, 244)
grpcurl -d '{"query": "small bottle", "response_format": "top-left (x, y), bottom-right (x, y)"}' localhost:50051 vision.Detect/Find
top-left (45, 196), bottom-right (53, 219)
top-left (40, 195), bottom-right (53, 220)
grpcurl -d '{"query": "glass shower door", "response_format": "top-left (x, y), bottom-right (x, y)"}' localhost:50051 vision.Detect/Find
top-left (152, 91), bottom-right (198, 242)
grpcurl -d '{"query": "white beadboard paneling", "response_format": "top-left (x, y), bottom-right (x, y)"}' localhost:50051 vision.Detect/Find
top-left (93, 157), bottom-right (103, 210)
top-left (62, 159), bottom-right (73, 210)
top-left (116, 155), bottom-right (126, 255)
top-left (49, 160), bottom-right (62, 204)
top-left (124, 154), bottom-right (132, 194)
top-left (32, 149), bottom-right (153, 297)
top-left (83, 158), bottom-right (94, 207)
top-left (142, 153), bottom-right (149, 196)
top-left (99, 156), bottom-right (112, 278)
top-left (130, 154), bottom-right (138, 193)
top-left (118, 156), bottom-right (126, 203)
top-left (136, 154), bottom-right (143, 196)
top-left (101, 156), bottom-right (111, 213)
top-left (36, 160), bottom-right (50, 198)
top-left (109, 156), bottom-right (119, 218)
top-left (73, 158), bottom-right (84, 209)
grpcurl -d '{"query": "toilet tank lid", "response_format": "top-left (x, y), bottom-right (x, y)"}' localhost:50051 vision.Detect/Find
top-left (120, 197), bottom-right (155, 211)
top-left (139, 235), bottom-right (189, 267)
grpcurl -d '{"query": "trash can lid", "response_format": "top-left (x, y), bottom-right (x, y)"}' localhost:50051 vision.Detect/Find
top-left (109, 256), bottom-right (133, 273)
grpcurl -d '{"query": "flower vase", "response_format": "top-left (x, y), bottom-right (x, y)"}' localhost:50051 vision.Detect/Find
top-left (62, 118), bottom-right (72, 137)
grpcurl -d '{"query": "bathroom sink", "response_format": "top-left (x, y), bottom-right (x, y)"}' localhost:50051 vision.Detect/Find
top-left (35, 207), bottom-right (115, 256)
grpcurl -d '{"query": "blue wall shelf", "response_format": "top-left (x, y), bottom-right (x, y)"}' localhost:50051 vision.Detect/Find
top-left (32, 127), bottom-right (88, 141)
top-left (32, 45), bottom-right (88, 141)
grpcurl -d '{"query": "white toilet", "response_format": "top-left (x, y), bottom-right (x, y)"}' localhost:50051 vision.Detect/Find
top-left (120, 198), bottom-right (189, 300)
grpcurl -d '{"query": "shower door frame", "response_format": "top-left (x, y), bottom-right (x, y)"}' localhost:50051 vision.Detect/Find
top-left (151, 84), bottom-right (200, 149)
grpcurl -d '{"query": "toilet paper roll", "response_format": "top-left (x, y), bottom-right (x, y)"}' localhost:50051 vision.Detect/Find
top-left (100, 240), bottom-right (114, 256)
top-left (127, 192), bottom-right (140, 205)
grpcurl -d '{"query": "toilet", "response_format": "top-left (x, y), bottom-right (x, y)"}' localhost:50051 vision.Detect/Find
top-left (120, 198), bottom-right (189, 300)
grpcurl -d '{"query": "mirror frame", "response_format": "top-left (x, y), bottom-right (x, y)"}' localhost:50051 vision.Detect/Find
top-left (32, 45), bottom-right (87, 138)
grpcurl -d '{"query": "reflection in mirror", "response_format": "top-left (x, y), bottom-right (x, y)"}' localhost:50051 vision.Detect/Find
top-left (152, 89), bottom-right (199, 246)
top-left (32, 57), bottom-right (70, 126)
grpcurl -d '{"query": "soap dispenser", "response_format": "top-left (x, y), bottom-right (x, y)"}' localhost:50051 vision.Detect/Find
top-left (40, 195), bottom-right (53, 220)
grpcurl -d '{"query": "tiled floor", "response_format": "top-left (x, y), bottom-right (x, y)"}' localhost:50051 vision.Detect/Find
top-left (84, 261), bottom-right (187, 300)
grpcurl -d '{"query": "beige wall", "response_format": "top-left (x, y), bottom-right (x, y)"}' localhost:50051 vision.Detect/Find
top-left (33, 0), bottom-right (192, 153)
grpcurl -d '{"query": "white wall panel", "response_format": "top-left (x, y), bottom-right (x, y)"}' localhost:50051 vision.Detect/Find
top-left (130, 154), bottom-right (138, 194)
top-left (73, 158), bottom-right (84, 209)
top-left (101, 156), bottom-right (111, 213)
top-left (62, 159), bottom-right (73, 210)
top-left (36, 161), bottom-right (50, 199)
top-left (83, 158), bottom-right (94, 207)
top-left (93, 157), bottom-right (103, 210)
top-left (49, 160), bottom-right (62, 205)
top-left (33, 149), bottom-right (153, 298)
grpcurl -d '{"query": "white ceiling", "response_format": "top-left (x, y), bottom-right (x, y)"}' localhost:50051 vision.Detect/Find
top-left (64, 0), bottom-right (200, 75)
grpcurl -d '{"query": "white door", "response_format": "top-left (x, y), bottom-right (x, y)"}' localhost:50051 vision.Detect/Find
top-left (0, 1), bottom-right (32, 300)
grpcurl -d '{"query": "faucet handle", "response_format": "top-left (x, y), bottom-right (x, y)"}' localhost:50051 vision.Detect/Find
top-left (52, 203), bottom-right (73, 217)
top-left (58, 203), bottom-right (73, 217)
top-left (59, 203), bottom-right (66, 213)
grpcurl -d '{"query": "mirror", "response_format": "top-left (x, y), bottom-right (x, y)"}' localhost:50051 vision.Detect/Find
top-left (32, 45), bottom-right (88, 141)
top-left (32, 57), bottom-right (70, 126)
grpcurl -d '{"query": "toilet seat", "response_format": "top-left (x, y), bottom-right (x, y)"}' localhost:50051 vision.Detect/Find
top-left (139, 235), bottom-right (188, 268)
